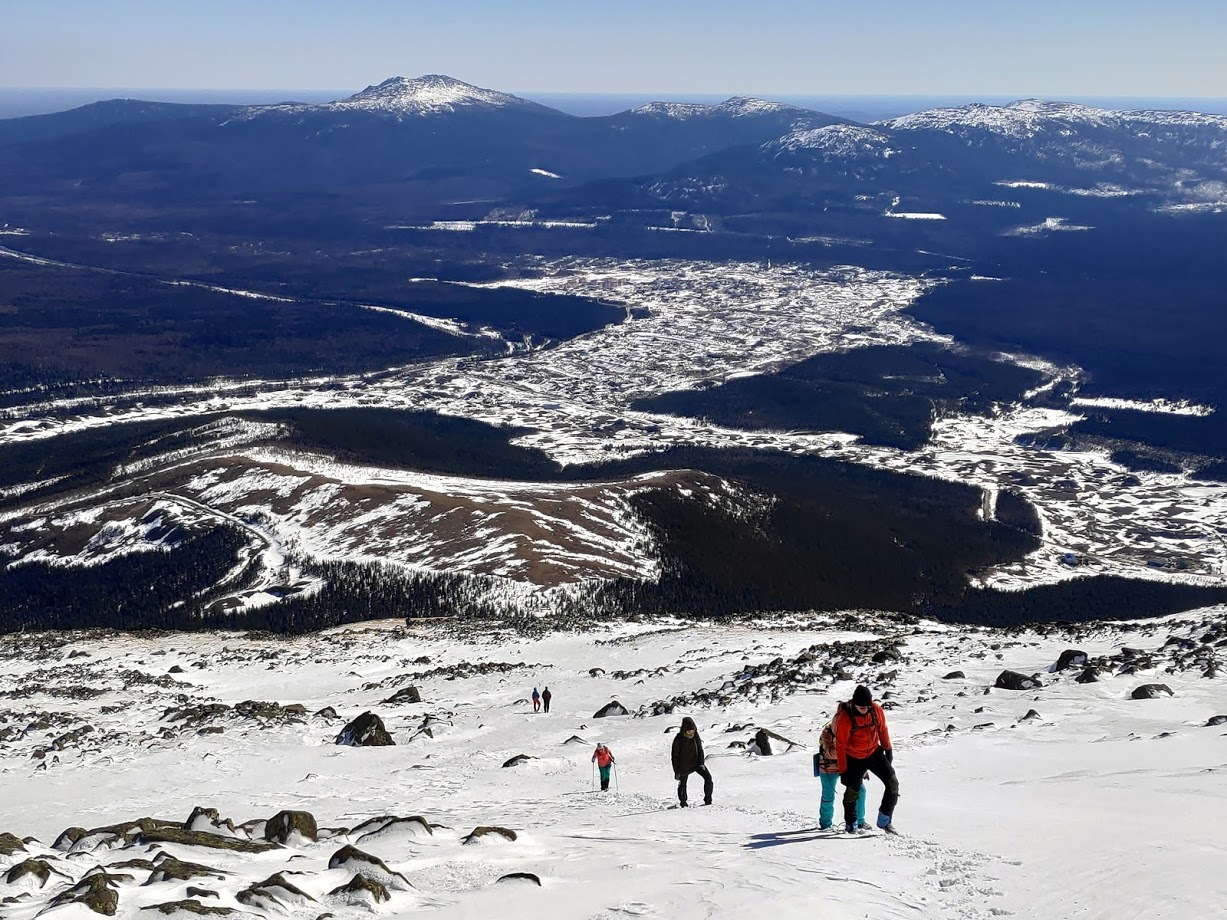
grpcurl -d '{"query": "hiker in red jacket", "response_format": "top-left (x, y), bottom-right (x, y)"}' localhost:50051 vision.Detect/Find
top-left (592, 743), bottom-right (615, 791)
top-left (833, 684), bottom-right (899, 833)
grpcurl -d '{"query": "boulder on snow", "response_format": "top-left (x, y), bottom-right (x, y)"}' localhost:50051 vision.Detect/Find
top-left (1206, 715), bottom-right (1227, 726)
top-left (335, 712), bottom-right (395, 746)
top-left (1054, 649), bottom-right (1088, 671)
top-left (994, 670), bottom-right (1043, 691)
top-left (0, 831), bottom-right (27, 856)
top-left (751, 729), bottom-right (773, 755)
top-left (354, 816), bottom-right (432, 845)
top-left (942, 671), bottom-right (966, 680)
top-left (562, 735), bottom-right (589, 745)
top-left (1131, 684), bottom-right (1174, 700)
top-left (315, 706), bottom-right (338, 720)
top-left (463, 826), bottom-right (517, 844)
top-left (593, 701), bottom-right (629, 718)
top-left (502, 754), bottom-right (534, 768)
top-left (141, 900), bottom-right (237, 916)
top-left (262, 810), bottom-right (317, 844)
top-left (48, 872), bottom-right (120, 916)
top-left (1019, 709), bottom-right (1042, 721)
top-left (328, 873), bottom-right (390, 905)
top-left (382, 686), bottom-right (421, 705)
top-left (327, 845), bottom-right (413, 891)
top-left (1075, 667), bottom-right (1101, 684)
top-left (496, 872), bottom-right (541, 886)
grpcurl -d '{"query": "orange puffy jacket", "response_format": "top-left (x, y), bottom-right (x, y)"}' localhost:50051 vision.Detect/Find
top-left (592, 746), bottom-right (614, 767)
top-left (832, 701), bottom-right (891, 773)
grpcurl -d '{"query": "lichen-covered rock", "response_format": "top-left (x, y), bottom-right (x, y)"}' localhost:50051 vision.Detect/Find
top-left (49, 872), bottom-right (120, 915)
top-left (141, 900), bottom-right (237, 916)
top-left (335, 712), bottom-right (395, 746)
top-left (185, 808), bottom-right (240, 839)
top-left (327, 845), bottom-right (412, 891)
top-left (143, 857), bottom-right (226, 885)
top-left (353, 816), bottom-right (431, 845)
top-left (6, 858), bottom-right (62, 888)
top-left (262, 810), bottom-right (317, 844)
top-left (236, 872), bottom-right (315, 911)
top-left (0, 832), bottom-right (25, 856)
top-left (463, 826), bottom-right (517, 844)
top-left (138, 827), bottom-right (279, 852)
top-left (328, 873), bottom-right (390, 905)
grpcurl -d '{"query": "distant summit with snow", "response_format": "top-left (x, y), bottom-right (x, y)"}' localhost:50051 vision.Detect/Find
top-left (628, 97), bottom-right (811, 120)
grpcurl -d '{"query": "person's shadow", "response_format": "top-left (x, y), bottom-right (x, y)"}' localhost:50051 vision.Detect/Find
top-left (744, 828), bottom-right (873, 849)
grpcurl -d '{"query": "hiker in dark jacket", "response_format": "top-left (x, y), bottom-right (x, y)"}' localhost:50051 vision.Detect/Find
top-left (670, 716), bottom-right (713, 806)
top-left (542, 686), bottom-right (552, 713)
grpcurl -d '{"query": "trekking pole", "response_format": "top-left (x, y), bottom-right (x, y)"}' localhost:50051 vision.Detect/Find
top-left (591, 759), bottom-right (596, 792)
top-left (613, 761), bottom-right (620, 792)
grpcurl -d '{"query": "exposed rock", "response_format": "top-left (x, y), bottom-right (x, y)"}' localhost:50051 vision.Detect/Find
top-left (49, 872), bottom-right (120, 915)
top-left (1131, 684), bottom-right (1174, 700)
top-left (751, 729), bottom-right (773, 755)
top-left (327, 845), bottom-right (412, 891)
top-left (503, 754), bottom-right (533, 768)
top-left (137, 827), bottom-right (280, 853)
top-left (353, 816), bottom-right (432, 845)
top-left (1054, 649), bottom-right (1089, 670)
top-left (262, 810), bottom-right (318, 844)
top-left (1020, 709), bottom-right (1042, 721)
top-left (335, 711), bottom-right (395, 746)
top-left (942, 671), bottom-right (966, 680)
top-left (0, 832), bottom-right (26, 856)
top-left (496, 872), bottom-right (542, 886)
top-left (184, 888), bottom-right (219, 899)
top-left (1075, 667), bottom-right (1101, 684)
top-left (593, 701), bottom-right (629, 718)
top-left (52, 826), bottom-right (88, 850)
top-left (329, 873), bottom-right (390, 904)
top-left (1206, 715), bottom-right (1227, 726)
top-left (589, 668), bottom-right (605, 677)
top-left (463, 826), bottom-right (517, 844)
top-left (995, 670), bottom-right (1043, 691)
top-left (6, 858), bottom-right (61, 887)
top-left (562, 735), bottom-right (589, 745)
top-left (185, 808), bottom-right (239, 838)
top-left (143, 857), bottom-right (226, 885)
top-left (382, 686), bottom-right (421, 705)
top-left (141, 900), bottom-right (236, 916)
top-left (236, 872), bottom-right (316, 911)
top-left (315, 706), bottom-right (339, 719)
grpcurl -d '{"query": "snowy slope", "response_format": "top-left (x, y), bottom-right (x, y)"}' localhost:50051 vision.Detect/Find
top-left (1, 611), bottom-right (1224, 919)
top-left (247, 74), bottom-right (554, 118)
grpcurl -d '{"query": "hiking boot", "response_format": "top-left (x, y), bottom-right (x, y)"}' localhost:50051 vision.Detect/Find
top-left (876, 812), bottom-right (892, 830)
top-left (845, 822), bottom-right (858, 834)
top-left (819, 822), bottom-right (832, 830)
top-left (679, 801), bottom-right (688, 808)
top-left (857, 821), bottom-right (872, 830)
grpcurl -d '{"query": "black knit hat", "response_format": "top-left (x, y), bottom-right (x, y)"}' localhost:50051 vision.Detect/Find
top-left (852, 685), bottom-right (873, 707)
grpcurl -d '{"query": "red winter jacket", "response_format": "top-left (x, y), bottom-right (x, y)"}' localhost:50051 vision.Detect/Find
top-left (832, 701), bottom-right (891, 773)
top-left (592, 746), bottom-right (614, 767)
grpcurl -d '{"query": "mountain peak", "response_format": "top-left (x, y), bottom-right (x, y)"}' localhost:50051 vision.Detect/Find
top-left (332, 74), bottom-right (531, 115)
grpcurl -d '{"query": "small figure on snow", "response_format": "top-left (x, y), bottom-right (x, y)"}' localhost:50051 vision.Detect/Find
top-left (531, 687), bottom-right (541, 713)
top-left (834, 684), bottom-right (899, 833)
top-left (816, 718), bottom-right (868, 829)
top-left (542, 686), bottom-right (552, 713)
top-left (592, 742), bottom-right (615, 791)
top-left (671, 716), bottom-right (714, 807)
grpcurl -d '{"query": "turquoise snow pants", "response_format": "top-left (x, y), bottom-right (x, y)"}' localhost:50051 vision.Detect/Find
top-left (821, 773), bottom-right (865, 828)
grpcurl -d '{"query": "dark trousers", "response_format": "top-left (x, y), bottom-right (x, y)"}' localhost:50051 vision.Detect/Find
top-left (841, 749), bottom-right (898, 825)
top-left (677, 765), bottom-right (714, 805)
top-left (543, 699), bottom-right (550, 712)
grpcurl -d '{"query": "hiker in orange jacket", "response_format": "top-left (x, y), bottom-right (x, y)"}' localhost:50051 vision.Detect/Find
top-left (833, 684), bottom-right (899, 833)
top-left (592, 743), bottom-right (615, 791)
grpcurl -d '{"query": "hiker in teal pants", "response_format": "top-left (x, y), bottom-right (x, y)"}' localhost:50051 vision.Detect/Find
top-left (818, 721), bottom-right (867, 828)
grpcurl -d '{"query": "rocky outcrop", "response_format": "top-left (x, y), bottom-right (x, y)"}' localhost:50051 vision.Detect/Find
top-left (236, 873), bottom-right (316, 911)
top-left (49, 871), bottom-right (121, 915)
top-left (994, 670), bottom-right (1043, 691)
top-left (141, 900), bottom-right (236, 915)
top-left (137, 828), bottom-right (280, 853)
top-left (594, 701), bottom-right (629, 718)
top-left (463, 826), bottom-right (517, 844)
top-left (144, 857), bottom-right (226, 885)
top-left (327, 845), bottom-right (413, 891)
top-left (353, 816), bottom-right (432, 844)
top-left (262, 810), bottom-right (317, 844)
top-left (1131, 684), bottom-right (1174, 700)
top-left (382, 686), bottom-right (422, 705)
top-left (503, 754), bottom-right (534, 767)
top-left (329, 873), bottom-right (390, 904)
top-left (335, 711), bottom-right (395, 746)
top-left (942, 671), bottom-right (966, 680)
top-left (1054, 649), bottom-right (1088, 671)
top-left (497, 872), bottom-right (541, 885)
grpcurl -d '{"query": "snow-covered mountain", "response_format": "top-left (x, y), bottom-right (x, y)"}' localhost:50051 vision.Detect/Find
top-left (247, 74), bottom-right (560, 119)
top-left (1, 611), bottom-right (1224, 919)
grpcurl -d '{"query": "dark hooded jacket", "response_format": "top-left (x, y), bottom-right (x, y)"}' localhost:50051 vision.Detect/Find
top-left (671, 716), bottom-right (705, 774)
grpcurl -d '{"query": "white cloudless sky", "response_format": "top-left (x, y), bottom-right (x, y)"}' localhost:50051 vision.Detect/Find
top-left (1, 0), bottom-right (1225, 96)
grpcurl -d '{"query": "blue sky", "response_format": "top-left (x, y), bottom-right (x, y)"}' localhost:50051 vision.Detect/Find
top-left (2, 0), bottom-right (1224, 96)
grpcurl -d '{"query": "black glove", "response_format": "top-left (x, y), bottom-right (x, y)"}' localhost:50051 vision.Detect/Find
top-left (884, 747), bottom-right (894, 764)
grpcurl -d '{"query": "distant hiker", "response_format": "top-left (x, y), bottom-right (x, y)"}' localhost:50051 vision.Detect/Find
top-left (532, 687), bottom-right (541, 713)
top-left (671, 716), bottom-right (714, 807)
top-left (542, 686), bottom-right (552, 713)
top-left (592, 743), bottom-right (615, 791)
top-left (833, 684), bottom-right (899, 833)
top-left (817, 719), bottom-right (868, 830)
